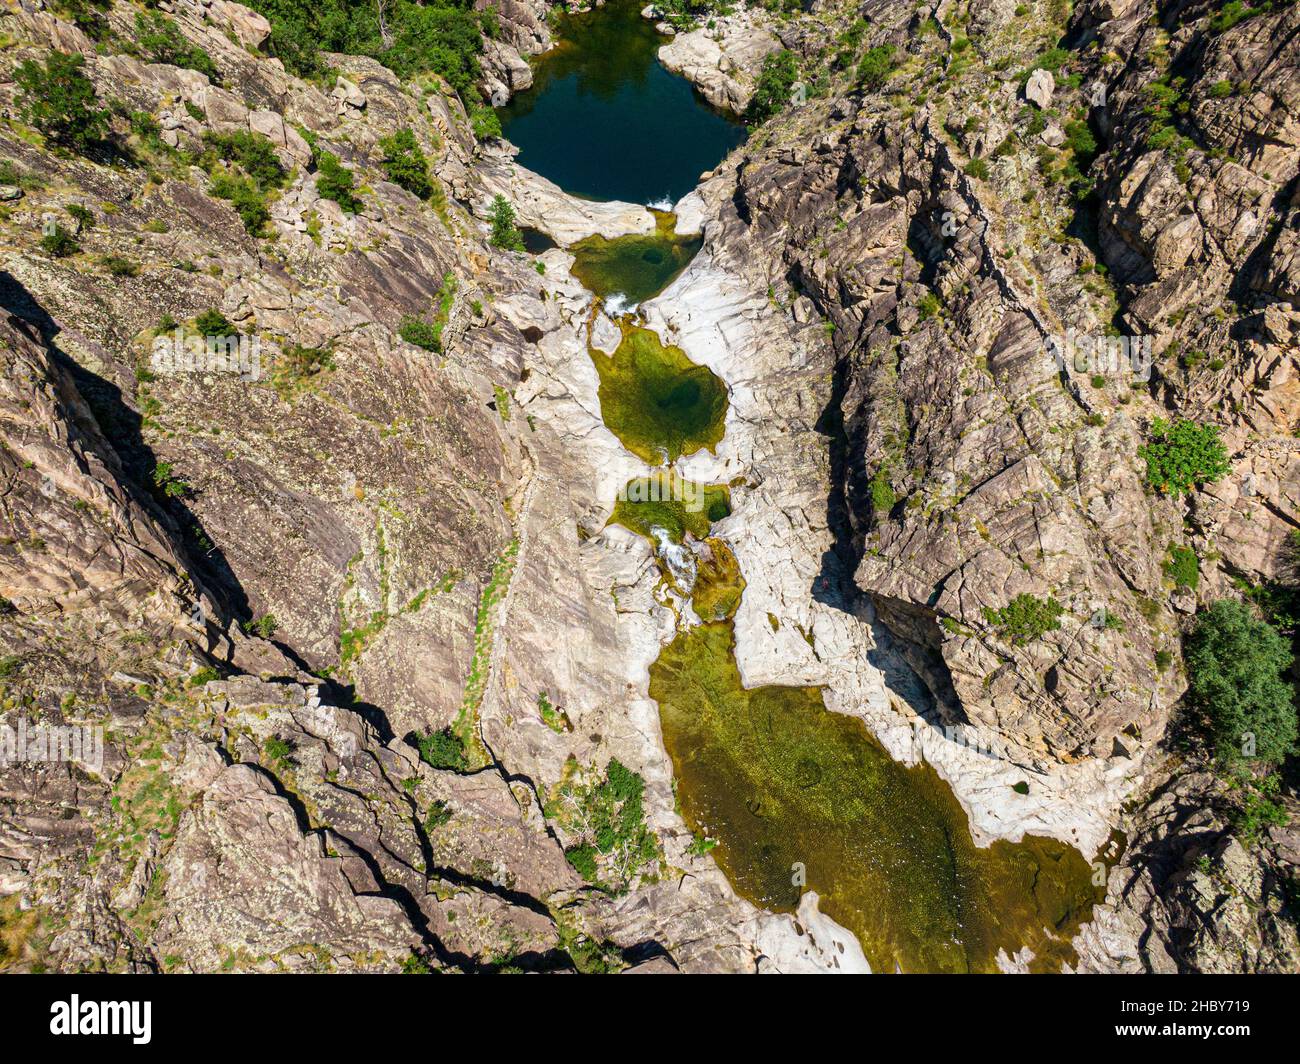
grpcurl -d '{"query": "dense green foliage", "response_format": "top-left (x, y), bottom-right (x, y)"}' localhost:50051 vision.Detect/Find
top-left (314, 150), bottom-right (363, 213)
top-left (199, 130), bottom-right (287, 234)
top-left (551, 759), bottom-right (659, 890)
top-left (1164, 544), bottom-right (1200, 590)
top-left (416, 727), bottom-right (469, 771)
top-left (1184, 599), bottom-right (1296, 766)
top-left (983, 593), bottom-right (1066, 646)
top-left (398, 272), bottom-right (456, 352)
top-left (856, 44), bottom-right (897, 90)
top-left (14, 52), bottom-right (109, 151)
top-left (488, 194), bottom-right (524, 250)
top-left (377, 128), bottom-right (433, 199)
top-left (134, 11), bottom-right (219, 82)
top-left (1139, 418), bottom-right (1231, 494)
top-left (744, 48), bottom-right (799, 125)
top-left (245, 0), bottom-right (491, 99)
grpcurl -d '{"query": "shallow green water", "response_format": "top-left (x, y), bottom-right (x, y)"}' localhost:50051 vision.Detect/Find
top-left (496, 0), bottom-right (746, 205)
top-left (608, 476), bottom-right (731, 543)
top-left (590, 321), bottom-right (728, 464)
top-left (570, 212), bottom-right (702, 305)
top-left (651, 620), bottom-right (1106, 973)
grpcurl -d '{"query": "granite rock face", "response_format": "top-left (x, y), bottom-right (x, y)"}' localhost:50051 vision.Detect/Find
top-left (656, 12), bottom-right (782, 115)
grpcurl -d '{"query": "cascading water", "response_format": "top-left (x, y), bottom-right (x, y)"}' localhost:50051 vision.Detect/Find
top-left (651, 526), bottom-right (697, 593)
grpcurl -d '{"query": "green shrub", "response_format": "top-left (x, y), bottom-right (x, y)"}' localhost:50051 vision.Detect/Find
top-left (856, 44), bottom-right (897, 91)
top-left (40, 224), bottom-right (80, 257)
top-left (423, 799), bottom-right (453, 832)
top-left (134, 12), bottom-right (220, 82)
top-left (963, 158), bottom-right (990, 180)
top-left (1139, 418), bottom-right (1230, 494)
top-left (469, 103), bottom-right (502, 141)
top-left (745, 48), bottom-right (799, 125)
top-left (399, 316), bottom-right (442, 351)
top-left (488, 194), bottom-right (523, 251)
top-left (194, 309), bottom-right (236, 334)
top-left (101, 254), bottom-right (139, 277)
top-left (1164, 545), bottom-right (1200, 590)
top-left (565, 843), bottom-right (599, 882)
top-left (314, 150), bottom-right (363, 213)
top-left (14, 52), bottom-right (109, 151)
top-left (66, 203), bottom-right (94, 228)
top-left (151, 461), bottom-right (190, 498)
top-left (416, 726), bottom-right (469, 771)
top-left (1184, 599), bottom-right (1296, 766)
top-left (263, 736), bottom-right (293, 763)
top-left (377, 128), bottom-right (432, 199)
top-left (211, 170), bottom-right (270, 232)
top-left (983, 593), bottom-right (1065, 645)
top-left (280, 344), bottom-right (334, 379)
top-left (204, 130), bottom-right (287, 191)
top-left (242, 614), bottom-right (278, 638)
top-left (869, 467), bottom-right (895, 515)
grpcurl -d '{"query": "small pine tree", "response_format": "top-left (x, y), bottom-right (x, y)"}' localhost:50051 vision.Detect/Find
top-left (488, 194), bottom-right (524, 251)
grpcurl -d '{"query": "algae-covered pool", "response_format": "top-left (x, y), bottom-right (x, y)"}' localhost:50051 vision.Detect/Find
top-left (570, 212), bottom-right (702, 306)
top-left (650, 619), bottom-right (1106, 973)
top-left (590, 321), bottom-right (728, 464)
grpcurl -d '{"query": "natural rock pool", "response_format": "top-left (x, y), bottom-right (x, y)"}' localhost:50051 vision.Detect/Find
top-left (496, 0), bottom-right (747, 205)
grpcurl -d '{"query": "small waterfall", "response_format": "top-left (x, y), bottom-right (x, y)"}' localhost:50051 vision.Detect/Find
top-left (650, 526), bottom-right (696, 593)
top-left (647, 196), bottom-right (674, 212)
top-left (604, 293), bottom-right (637, 317)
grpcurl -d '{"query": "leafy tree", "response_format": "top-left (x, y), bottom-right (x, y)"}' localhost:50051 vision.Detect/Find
top-left (983, 593), bottom-right (1065, 645)
top-left (134, 12), bottom-right (220, 82)
top-left (1184, 599), bottom-right (1296, 766)
top-left (856, 44), bottom-right (897, 91)
top-left (745, 49), bottom-right (799, 125)
top-left (315, 150), bottom-right (363, 213)
top-left (246, 0), bottom-right (487, 100)
top-left (14, 52), bottom-right (109, 151)
top-left (377, 128), bottom-right (433, 199)
top-left (1139, 418), bottom-right (1230, 494)
top-left (488, 194), bottom-right (523, 251)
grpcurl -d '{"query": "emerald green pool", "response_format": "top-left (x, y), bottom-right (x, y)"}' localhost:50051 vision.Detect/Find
top-left (496, 0), bottom-right (746, 205)
top-left (570, 212), bottom-right (702, 306)
top-left (590, 321), bottom-right (728, 464)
